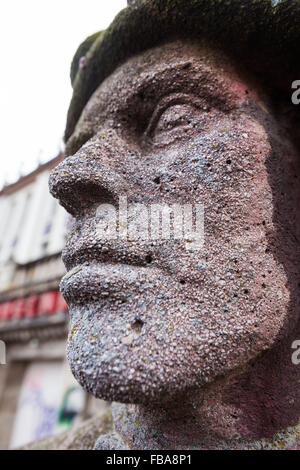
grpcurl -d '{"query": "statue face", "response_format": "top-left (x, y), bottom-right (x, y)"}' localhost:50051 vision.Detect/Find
top-left (50, 41), bottom-right (295, 405)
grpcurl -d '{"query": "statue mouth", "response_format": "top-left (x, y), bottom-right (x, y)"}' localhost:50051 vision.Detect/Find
top-left (62, 238), bottom-right (154, 272)
top-left (60, 260), bottom-right (157, 306)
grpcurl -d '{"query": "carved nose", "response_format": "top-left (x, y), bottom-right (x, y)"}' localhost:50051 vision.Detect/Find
top-left (49, 147), bottom-right (130, 216)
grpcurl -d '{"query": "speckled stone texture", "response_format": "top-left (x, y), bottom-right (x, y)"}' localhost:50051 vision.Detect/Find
top-left (49, 2), bottom-right (300, 451)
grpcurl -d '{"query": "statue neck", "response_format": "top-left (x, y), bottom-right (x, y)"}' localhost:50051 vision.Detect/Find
top-left (111, 341), bottom-right (300, 450)
top-left (91, 310), bottom-right (300, 451)
top-left (95, 334), bottom-right (300, 450)
top-left (112, 400), bottom-right (300, 450)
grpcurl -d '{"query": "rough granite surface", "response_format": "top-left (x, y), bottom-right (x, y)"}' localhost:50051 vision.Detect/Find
top-left (48, 40), bottom-right (300, 449)
top-left (43, 0), bottom-right (300, 451)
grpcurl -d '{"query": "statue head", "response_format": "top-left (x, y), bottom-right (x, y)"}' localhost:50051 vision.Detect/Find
top-left (49, 0), bottom-right (300, 439)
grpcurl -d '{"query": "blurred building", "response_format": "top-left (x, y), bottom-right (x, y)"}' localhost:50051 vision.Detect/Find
top-left (0, 155), bottom-right (91, 449)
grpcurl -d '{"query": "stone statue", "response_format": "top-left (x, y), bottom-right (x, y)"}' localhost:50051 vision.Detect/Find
top-left (49, 0), bottom-right (300, 450)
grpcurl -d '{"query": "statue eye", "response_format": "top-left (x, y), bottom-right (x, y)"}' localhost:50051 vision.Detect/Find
top-left (146, 99), bottom-right (205, 147)
top-left (156, 104), bottom-right (195, 132)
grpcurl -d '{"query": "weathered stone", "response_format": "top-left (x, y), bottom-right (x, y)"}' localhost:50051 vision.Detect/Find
top-left (48, 0), bottom-right (300, 450)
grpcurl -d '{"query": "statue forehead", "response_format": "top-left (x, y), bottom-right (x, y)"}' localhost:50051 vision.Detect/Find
top-left (86, 41), bottom-right (246, 104)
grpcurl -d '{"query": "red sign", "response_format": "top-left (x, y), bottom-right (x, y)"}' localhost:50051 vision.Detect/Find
top-left (0, 302), bottom-right (13, 321)
top-left (0, 290), bottom-right (68, 322)
top-left (11, 298), bottom-right (25, 319)
top-left (56, 292), bottom-right (68, 312)
top-left (37, 291), bottom-right (58, 316)
top-left (25, 295), bottom-right (39, 318)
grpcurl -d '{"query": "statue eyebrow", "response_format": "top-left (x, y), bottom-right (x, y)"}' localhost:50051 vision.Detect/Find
top-left (111, 62), bottom-right (240, 118)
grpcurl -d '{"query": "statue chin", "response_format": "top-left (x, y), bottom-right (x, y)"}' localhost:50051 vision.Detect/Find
top-left (65, 246), bottom-right (289, 406)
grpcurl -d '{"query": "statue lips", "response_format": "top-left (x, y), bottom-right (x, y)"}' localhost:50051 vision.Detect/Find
top-left (60, 262), bottom-right (157, 306)
top-left (62, 238), bottom-right (153, 271)
top-left (60, 240), bottom-right (158, 305)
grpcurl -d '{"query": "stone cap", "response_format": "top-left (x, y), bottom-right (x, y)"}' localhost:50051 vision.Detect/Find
top-left (65, 0), bottom-right (300, 142)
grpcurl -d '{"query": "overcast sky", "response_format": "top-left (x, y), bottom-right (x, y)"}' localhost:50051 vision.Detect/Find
top-left (0, 0), bottom-right (127, 188)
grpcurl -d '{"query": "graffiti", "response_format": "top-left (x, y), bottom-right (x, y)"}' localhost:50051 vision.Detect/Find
top-left (57, 386), bottom-right (85, 430)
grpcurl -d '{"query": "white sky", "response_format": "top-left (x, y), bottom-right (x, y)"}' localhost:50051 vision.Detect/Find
top-left (0, 0), bottom-right (127, 188)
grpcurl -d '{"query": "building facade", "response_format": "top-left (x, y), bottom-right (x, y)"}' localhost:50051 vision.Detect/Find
top-left (0, 156), bottom-right (90, 449)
